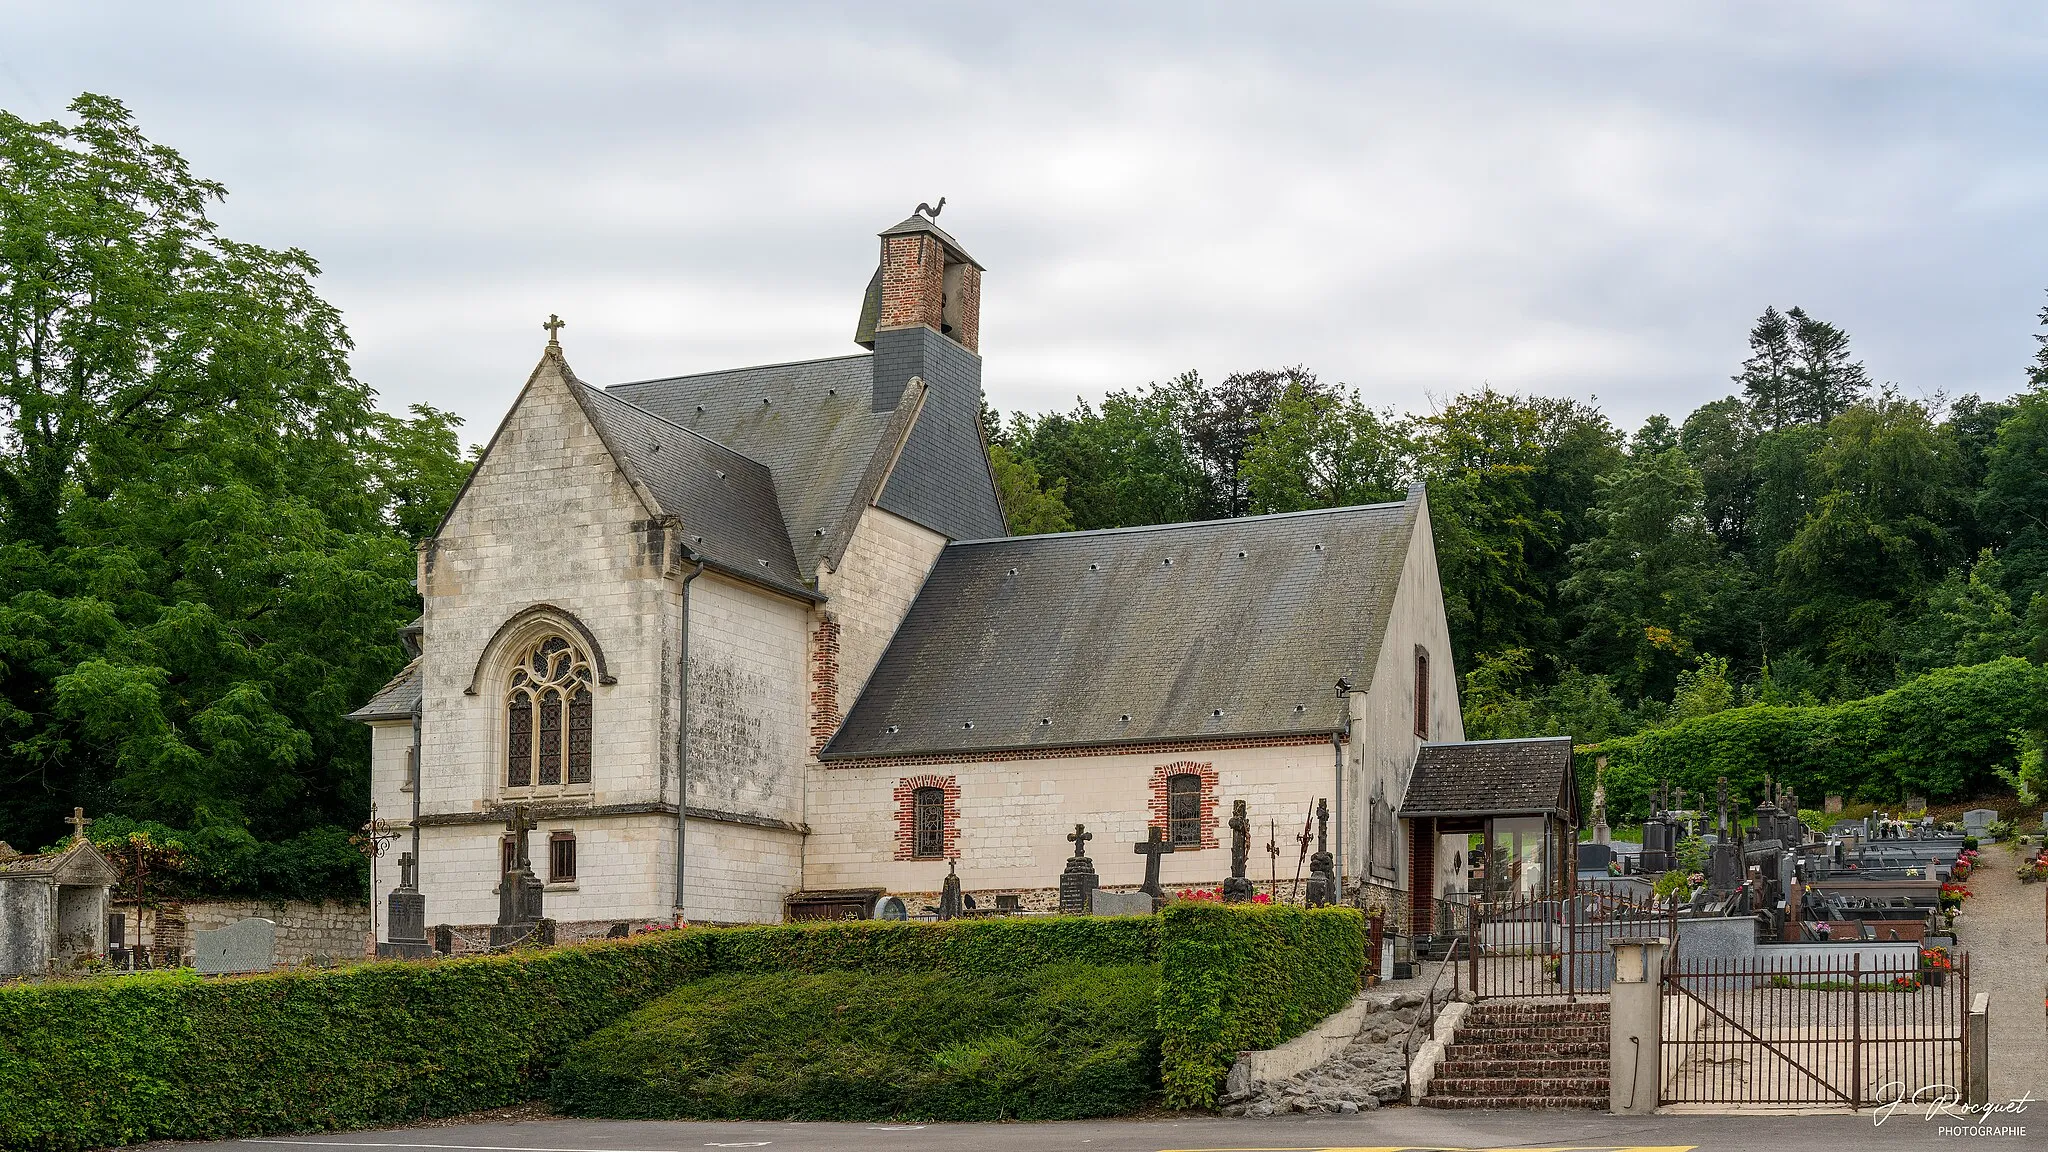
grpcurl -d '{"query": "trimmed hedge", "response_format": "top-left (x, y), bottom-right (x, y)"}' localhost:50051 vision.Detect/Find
top-left (0, 917), bottom-right (1155, 1151)
top-left (1156, 903), bottom-right (1365, 1108)
top-left (1593, 658), bottom-right (2048, 819)
top-left (550, 964), bottom-right (1160, 1120)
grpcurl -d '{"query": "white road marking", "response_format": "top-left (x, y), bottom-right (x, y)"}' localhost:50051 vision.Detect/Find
top-left (244, 1140), bottom-right (705, 1152)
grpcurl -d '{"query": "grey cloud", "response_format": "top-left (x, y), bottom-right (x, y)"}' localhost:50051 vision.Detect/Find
top-left (3, 1), bottom-right (2046, 441)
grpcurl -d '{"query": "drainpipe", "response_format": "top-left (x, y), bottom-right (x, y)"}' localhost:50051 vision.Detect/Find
top-left (1331, 726), bottom-right (1347, 899)
top-left (673, 558), bottom-right (706, 922)
top-left (409, 696), bottom-right (423, 880)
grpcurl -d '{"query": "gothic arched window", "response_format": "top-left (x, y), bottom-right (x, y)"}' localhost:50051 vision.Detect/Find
top-left (912, 786), bottom-right (946, 858)
top-left (506, 636), bottom-right (594, 790)
top-left (1167, 772), bottom-right (1203, 847)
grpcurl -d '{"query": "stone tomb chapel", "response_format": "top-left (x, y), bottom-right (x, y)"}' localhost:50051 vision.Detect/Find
top-left (352, 208), bottom-right (1561, 940)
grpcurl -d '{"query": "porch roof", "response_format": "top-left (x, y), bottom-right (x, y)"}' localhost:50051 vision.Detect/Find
top-left (1399, 736), bottom-right (1578, 821)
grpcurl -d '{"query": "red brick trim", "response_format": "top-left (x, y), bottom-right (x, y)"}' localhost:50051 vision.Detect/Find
top-left (825, 732), bottom-right (1340, 770)
top-left (1148, 761), bottom-right (1220, 850)
top-left (809, 614), bottom-right (842, 757)
top-left (893, 774), bottom-right (959, 861)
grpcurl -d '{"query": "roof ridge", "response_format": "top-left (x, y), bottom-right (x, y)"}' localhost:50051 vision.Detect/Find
top-left (574, 381), bottom-right (775, 472)
top-left (606, 351), bottom-right (872, 391)
top-left (945, 496), bottom-right (1415, 547)
top-left (1420, 735), bottom-right (1574, 746)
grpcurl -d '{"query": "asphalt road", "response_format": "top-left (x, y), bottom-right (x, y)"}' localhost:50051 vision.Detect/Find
top-left (173, 1106), bottom-right (2037, 1152)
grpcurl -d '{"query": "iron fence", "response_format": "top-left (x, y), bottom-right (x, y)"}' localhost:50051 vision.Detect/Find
top-left (1465, 891), bottom-right (1674, 999)
top-left (1660, 953), bottom-right (1969, 1107)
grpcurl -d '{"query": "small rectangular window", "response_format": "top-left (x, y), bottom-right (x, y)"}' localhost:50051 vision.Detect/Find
top-left (549, 831), bottom-right (577, 883)
top-left (1168, 773), bottom-right (1203, 846)
top-left (1414, 648), bottom-right (1431, 740)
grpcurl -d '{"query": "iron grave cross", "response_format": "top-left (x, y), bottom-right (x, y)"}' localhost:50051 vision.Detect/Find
top-left (542, 314), bottom-right (566, 345)
top-left (1134, 824), bottom-right (1175, 899)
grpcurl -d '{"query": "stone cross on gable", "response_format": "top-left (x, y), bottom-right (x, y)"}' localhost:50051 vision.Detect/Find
top-left (1133, 825), bottom-right (1175, 899)
top-left (1067, 823), bottom-right (1092, 858)
top-left (65, 807), bottom-right (92, 839)
top-left (542, 314), bottom-right (566, 346)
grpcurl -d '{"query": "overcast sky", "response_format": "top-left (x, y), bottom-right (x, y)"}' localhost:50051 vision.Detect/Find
top-left (6, 2), bottom-right (2046, 441)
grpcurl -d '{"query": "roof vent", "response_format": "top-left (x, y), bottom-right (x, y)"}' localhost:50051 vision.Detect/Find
top-left (1294, 703), bottom-right (1306, 713)
top-left (827, 387), bottom-right (837, 396)
top-left (1118, 713), bottom-right (1131, 723)
top-left (1211, 708), bottom-right (1223, 717)
top-left (758, 559), bottom-right (770, 567)
top-left (1007, 567), bottom-right (1018, 576)
top-left (761, 397), bottom-right (771, 405)
top-left (650, 441), bottom-right (662, 453)
top-left (1162, 558), bottom-right (1173, 567)
top-left (1237, 550), bottom-right (1247, 559)
top-left (716, 469), bottom-right (727, 480)
top-left (814, 528), bottom-right (826, 536)
top-left (962, 721), bottom-right (974, 730)
top-left (1089, 563), bottom-right (1099, 571)
top-left (693, 534), bottom-right (704, 543)
top-left (1313, 542), bottom-right (1324, 552)
top-left (885, 724), bottom-right (899, 734)
top-left (1039, 717), bottom-right (1052, 726)
top-left (695, 405), bottom-right (705, 413)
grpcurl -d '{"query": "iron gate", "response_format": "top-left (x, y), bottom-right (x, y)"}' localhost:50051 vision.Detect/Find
top-left (1460, 891), bottom-right (1674, 999)
top-left (1661, 953), bottom-right (1969, 1106)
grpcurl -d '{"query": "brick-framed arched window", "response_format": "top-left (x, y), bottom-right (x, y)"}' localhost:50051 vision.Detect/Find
top-left (912, 786), bottom-right (946, 859)
top-left (1414, 646), bottom-right (1431, 740)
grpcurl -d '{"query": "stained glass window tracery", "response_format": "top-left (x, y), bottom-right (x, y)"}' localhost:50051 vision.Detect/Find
top-left (505, 634), bottom-right (595, 791)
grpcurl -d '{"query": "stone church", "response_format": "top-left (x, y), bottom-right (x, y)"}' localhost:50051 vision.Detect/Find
top-left (352, 209), bottom-right (1538, 941)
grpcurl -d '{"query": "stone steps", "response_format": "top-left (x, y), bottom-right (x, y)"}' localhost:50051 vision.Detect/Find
top-left (1429, 1075), bottom-right (1610, 1097)
top-left (1451, 1024), bottom-right (1608, 1045)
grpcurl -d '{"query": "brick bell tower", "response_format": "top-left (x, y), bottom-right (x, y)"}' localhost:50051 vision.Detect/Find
top-left (849, 202), bottom-right (1006, 542)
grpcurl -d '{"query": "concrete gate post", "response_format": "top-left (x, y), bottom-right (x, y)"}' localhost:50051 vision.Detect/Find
top-left (1967, 992), bottom-right (1989, 1106)
top-left (1608, 936), bottom-right (1666, 1115)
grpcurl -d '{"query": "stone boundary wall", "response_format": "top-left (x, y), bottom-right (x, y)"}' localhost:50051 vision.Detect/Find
top-left (114, 899), bottom-right (370, 967)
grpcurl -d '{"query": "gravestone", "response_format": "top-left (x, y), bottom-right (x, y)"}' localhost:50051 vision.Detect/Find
top-left (1825, 794), bottom-right (1843, 814)
top-left (873, 895), bottom-right (908, 921)
top-left (1222, 800), bottom-right (1255, 903)
top-left (1133, 825), bottom-right (1175, 908)
top-left (1902, 795), bottom-right (1926, 814)
top-left (1961, 809), bottom-right (1996, 839)
top-left (379, 850), bottom-right (432, 960)
top-left (1305, 798), bottom-right (1336, 907)
top-left (937, 860), bottom-right (964, 920)
top-left (1091, 890), bottom-right (1156, 916)
top-left (193, 916), bottom-right (275, 974)
top-left (491, 806), bottom-right (545, 948)
top-left (1059, 824), bottom-right (1100, 915)
top-left (1579, 842), bottom-right (1613, 873)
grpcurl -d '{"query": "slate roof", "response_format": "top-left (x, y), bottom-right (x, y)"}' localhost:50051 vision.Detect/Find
top-left (347, 657), bottom-right (422, 722)
top-left (1399, 737), bottom-right (1577, 819)
top-left (823, 491), bottom-right (1423, 759)
top-left (571, 381), bottom-right (811, 599)
top-left (606, 354), bottom-right (901, 580)
top-left (0, 837), bottom-right (118, 885)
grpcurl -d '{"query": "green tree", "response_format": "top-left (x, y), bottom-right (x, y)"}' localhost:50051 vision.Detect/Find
top-left (988, 441), bottom-right (1074, 535)
top-left (1240, 384), bottom-right (1405, 514)
top-left (1897, 553), bottom-right (2031, 677)
top-left (1777, 396), bottom-right (1968, 684)
top-left (1009, 384), bottom-right (1211, 530)
top-left (1561, 448), bottom-right (1742, 698)
top-left (0, 95), bottom-right (461, 868)
top-left (1172, 366), bottom-right (1325, 517)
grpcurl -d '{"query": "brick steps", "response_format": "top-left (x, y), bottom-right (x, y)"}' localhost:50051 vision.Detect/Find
top-left (1424, 1000), bottom-right (1610, 1111)
top-left (1435, 1058), bottom-right (1608, 1078)
top-left (1445, 1040), bottom-right (1607, 1060)
top-left (1421, 1094), bottom-right (1609, 1110)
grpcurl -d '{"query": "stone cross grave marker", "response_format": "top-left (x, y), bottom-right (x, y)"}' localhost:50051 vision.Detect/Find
top-left (193, 916), bottom-right (275, 975)
top-left (64, 807), bottom-right (92, 839)
top-left (1306, 798), bottom-right (1336, 907)
top-left (1223, 800), bottom-right (1254, 902)
top-left (937, 859), bottom-right (964, 920)
top-left (1059, 823), bottom-right (1099, 915)
top-left (1961, 809), bottom-right (1997, 839)
top-left (1133, 825), bottom-right (1175, 906)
